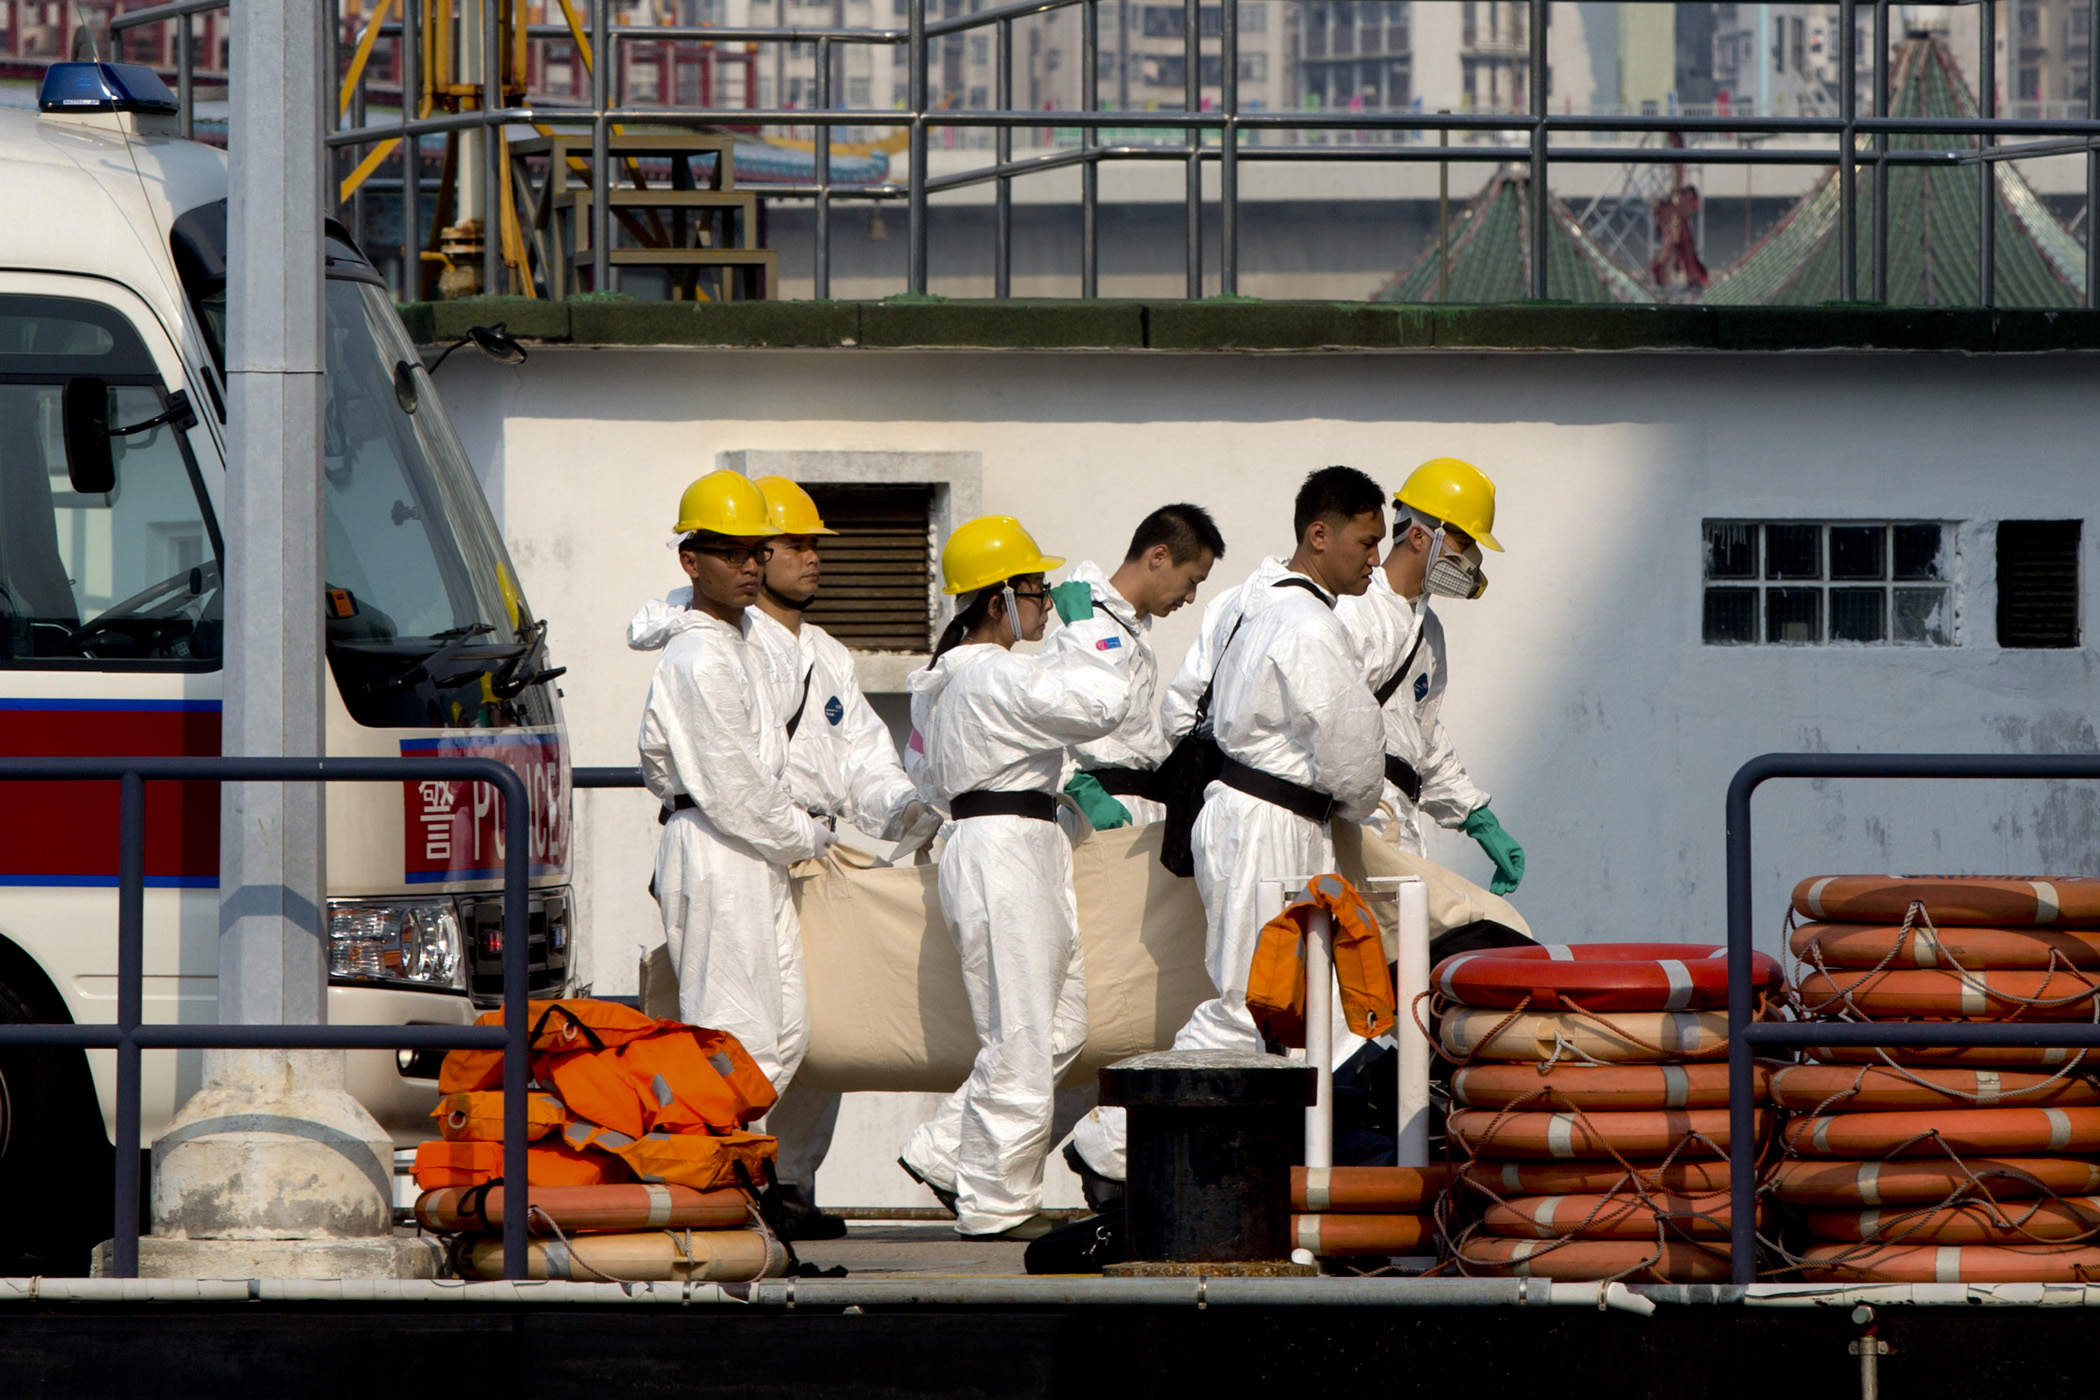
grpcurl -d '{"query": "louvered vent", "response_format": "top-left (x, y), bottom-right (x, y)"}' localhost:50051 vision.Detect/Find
top-left (1997, 520), bottom-right (2082, 648)
top-left (801, 484), bottom-right (936, 652)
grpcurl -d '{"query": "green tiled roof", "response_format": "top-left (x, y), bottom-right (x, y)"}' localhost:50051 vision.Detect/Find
top-left (1706, 38), bottom-right (2086, 307)
top-left (1376, 169), bottom-right (1655, 304)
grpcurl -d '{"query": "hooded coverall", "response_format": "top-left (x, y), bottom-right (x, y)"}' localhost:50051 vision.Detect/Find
top-left (1043, 559), bottom-right (1169, 825)
top-left (1335, 569), bottom-right (1489, 856)
top-left (634, 589), bottom-right (922, 1188)
top-left (1068, 557), bottom-right (1385, 1181)
top-left (899, 628), bottom-right (1133, 1234)
top-left (635, 601), bottom-right (824, 1090)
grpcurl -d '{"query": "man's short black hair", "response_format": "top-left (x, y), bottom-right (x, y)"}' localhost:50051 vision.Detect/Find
top-left (1124, 503), bottom-right (1227, 566)
top-left (1293, 466), bottom-right (1386, 540)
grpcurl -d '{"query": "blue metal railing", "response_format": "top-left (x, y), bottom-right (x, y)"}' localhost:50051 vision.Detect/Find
top-left (1725, 752), bottom-right (2100, 1285)
top-left (0, 756), bottom-right (533, 1279)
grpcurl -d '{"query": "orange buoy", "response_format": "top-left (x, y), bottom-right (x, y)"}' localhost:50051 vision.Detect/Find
top-left (1478, 1192), bottom-right (1736, 1241)
top-left (1771, 1064), bottom-right (2100, 1113)
top-left (1449, 1107), bottom-right (1761, 1160)
top-left (1783, 1105), bottom-right (2100, 1159)
top-left (1433, 943), bottom-right (1780, 1012)
top-left (1292, 1165), bottom-right (1452, 1213)
top-left (1460, 1159), bottom-right (1735, 1197)
top-left (1770, 1157), bottom-right (2100, 1206)
top-left (1795, 968), bottom-right (2100, 1020)
top-left (1792, 876), bottom-right (2100, 928)
top-left (415, 1182), bottom-right (753, 1234)
top-left (1440, 1008), bottom-right (1731, 1063)
top-left (1802, 1195), bottom-right (2100, 1244)
top-left (455, 1227), bottom-right (789, 1282)
top-left (1292, 1213), bottom-right (1434, 1256)
top-left (1811, 1043), bottom-right (2097, 1069)
top-left (1460, 1237), bottom-right (1731, 1282)
top-left (1790, 922), bottom-right (2100, 971)
top-left (1798, 1241), bottom-right (2100, 1283)
top-left (1452, 1062), bottom-right (1766, 1112)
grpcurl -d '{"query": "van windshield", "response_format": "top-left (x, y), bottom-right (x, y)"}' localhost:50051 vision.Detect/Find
top-left (172, 202), bottom-right (556, 728)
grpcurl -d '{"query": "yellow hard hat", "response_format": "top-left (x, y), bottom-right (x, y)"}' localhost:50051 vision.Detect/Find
top-left (673, 470), bottom-right (778, 538)
top-left (754, 476), bottom-right (839, 536)
top-left (1395, 457), bottom-right (1502, 552)
top-left (939, 515), bottom-right (1064, 596)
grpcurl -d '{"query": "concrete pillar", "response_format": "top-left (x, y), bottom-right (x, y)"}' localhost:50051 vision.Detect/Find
top-left (113, 0), bottom-right (433, 1281)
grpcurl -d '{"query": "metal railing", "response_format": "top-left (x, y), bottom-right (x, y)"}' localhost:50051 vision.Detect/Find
top-left (106, 0), bottom-right (2100, 308)
top-left (1724, 752), bottom-right (2100, 1286)
top-left (0, 756), bottom-right (534, 1279)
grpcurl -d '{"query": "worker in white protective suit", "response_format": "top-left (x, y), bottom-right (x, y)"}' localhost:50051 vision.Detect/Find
top-left (1044, 504), bottom-right (1227, 831)
top-left (746, 476), bottom-right (935, 1241)
top-left (1067, 467), bottom-right (1387, 1188)
top-left (897, 515), bottom-right (1136, 1241)
top-left (1337, 458), bottom-right (1524, 890)
top-left (636, 470), bottom-right (833, 1093)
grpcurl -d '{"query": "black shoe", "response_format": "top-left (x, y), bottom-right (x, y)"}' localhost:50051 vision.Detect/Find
top-left (897, 1157), bottom-right (959, 1217)
top-left (775, 1184), bottom-right (849, 1242)
top-left (1062, 1142), bottom-right (1126, 1214)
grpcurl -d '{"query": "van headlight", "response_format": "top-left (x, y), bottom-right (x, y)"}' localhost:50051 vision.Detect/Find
top-left (327, 898), bottom-right (468, 992)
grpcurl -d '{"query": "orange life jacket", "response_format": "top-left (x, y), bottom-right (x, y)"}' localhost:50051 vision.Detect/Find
top-left (438, 999), bottom-right (664, 1095)
top-left (1245, 871), bottom-right (1397, 1046)
top-left (432, 1090), bottom-right (566, 1143)
top-left (535, 1023), bottom-right (777, 1140)
top-left (412, 1138), bottom-right (635, 1191)
top-left (556, 1119), bottom-right (777, 1194)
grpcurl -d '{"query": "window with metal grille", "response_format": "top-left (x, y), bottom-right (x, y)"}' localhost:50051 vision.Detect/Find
top-left (1996, 520), bottom-right (2082, 648)
top-left (1701, 521), bottom-right (1954, 646)
top-left (802, 484), bottom-right (936, 652)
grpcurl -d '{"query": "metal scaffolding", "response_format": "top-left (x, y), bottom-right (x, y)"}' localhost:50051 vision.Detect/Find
top-left (106, 0), bottom-right (2100, 307)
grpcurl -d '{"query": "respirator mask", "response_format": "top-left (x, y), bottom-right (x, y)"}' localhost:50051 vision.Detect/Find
top-left (1425, 539), bottom-right (1489, 600)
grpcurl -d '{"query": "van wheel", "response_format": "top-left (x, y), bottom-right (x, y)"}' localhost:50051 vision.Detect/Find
top-left (0, 974), bottom-right (114, 1276)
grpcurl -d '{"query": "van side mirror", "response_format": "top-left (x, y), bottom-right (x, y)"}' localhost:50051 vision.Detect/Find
top-left (61, 376), bottom-right (114, 495)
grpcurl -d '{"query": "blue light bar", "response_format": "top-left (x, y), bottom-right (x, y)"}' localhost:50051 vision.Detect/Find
top-left (38, 62), bottom-right (181, 117)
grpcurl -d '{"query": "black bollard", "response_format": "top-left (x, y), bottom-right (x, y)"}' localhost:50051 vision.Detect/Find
top-left (1098, 1049), bottom-right (1317, 1277)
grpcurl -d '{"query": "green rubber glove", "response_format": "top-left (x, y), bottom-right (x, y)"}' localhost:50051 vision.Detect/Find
top-left (1064, 772), bottom-right (1132, 831)
top-left (1462, 806), bottom-right (1525, 896)
top-left (1050, 580), bottom-right (1096, 625)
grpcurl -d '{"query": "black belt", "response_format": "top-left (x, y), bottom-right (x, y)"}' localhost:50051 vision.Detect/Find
top-left (1084, 766), bottom-right (1155, 799)
top-left (658, 792), bottom-right (697, 827)
top-left (1383, 755), bottom-right (1423, 803)
top-left (1218, 756), bottom-right (1335, 824)
top-left (949, 789), bottom-right (1059, 823)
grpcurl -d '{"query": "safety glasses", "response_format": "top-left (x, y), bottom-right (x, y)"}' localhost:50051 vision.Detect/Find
top-left (691, 543), bottom-right (775, 566)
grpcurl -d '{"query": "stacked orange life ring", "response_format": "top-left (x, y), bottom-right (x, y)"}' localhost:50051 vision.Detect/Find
top-left (1782, 875), bottom-right (2100, 1283)
top-left (1429, 941), bottom-right (1770, 1283)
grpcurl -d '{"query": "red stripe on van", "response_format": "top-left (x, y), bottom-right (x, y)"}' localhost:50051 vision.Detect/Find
top-left (0, 705), bottom-right (221, 883)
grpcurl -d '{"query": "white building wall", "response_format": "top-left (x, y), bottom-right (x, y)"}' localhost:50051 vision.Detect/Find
top-left (443, 344), bottom-right (2100, 1204)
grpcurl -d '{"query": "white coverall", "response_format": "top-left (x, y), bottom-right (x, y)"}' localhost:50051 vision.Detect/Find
top-left (1043, 560), bottom-right (1168, 825)
top-left (1335, 569), bottom-right (1489, 855)
top-left (1068, 557), bottom-right (1385, 1181)
top-left (899, 629), bottom-right (1133, 1234)
top-left (634, 600), bottom-right (823, 1090)
top-left (634, 591), bottom-right (923, 1188)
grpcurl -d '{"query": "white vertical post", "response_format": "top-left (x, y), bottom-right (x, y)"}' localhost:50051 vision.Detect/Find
top-left (1395, 876), bottom-right (1431, 1167)
top-left (220, 0), bottom-right (329, 1026)
top-left (1303, 904), bottom-right (1335, 1171)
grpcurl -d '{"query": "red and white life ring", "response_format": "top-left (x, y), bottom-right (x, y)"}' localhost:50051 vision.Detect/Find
top-left (1451, 1062), bottom-right (1767, 1112)
top-left (1459, 1237), bottom-right (1730, 1282)
top-left (1782, 1105), bottom-right (2100, 1159)
top-left (1793, 875), bottom-right (2100, 927)
top-left (1433, 943), bottom-right (1780, 1012)
top-left (1799, 1242), bottom-right (2100, 1283)
top-left (1769, 1156), bottom-right (2100, 1207)
top-left (1802, 1196), bottom-right (2100, 1245)
top-left (1790, 921), bottom-right (2100, 971)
